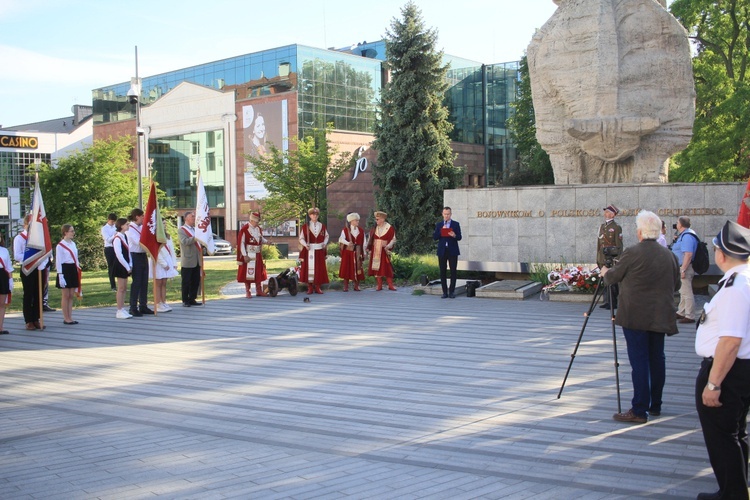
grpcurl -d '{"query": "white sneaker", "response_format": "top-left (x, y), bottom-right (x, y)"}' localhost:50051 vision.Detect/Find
top-left (162, 303), bottom-right (172, 311)
top-left (157, 303), bottom-right (171, 313)
top-left (116, 309), bottom-right (131, 319)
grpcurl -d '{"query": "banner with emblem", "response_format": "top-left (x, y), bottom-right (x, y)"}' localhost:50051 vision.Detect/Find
top-left (22, 174), bottom-right (53, 275)
top-left (140, 180), bottom-right (166, 261)
top-left (195, 172), bottom-right (216, 255)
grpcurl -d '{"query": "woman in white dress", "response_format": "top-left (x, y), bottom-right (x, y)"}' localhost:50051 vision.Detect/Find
top-left (154, 233), bottom-right (179, 312)
top-left (0, 233), bottom-right (13, 334)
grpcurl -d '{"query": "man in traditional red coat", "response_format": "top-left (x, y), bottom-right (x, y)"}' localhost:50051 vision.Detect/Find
top-left (299, 207), bottom-right (329, 294)
top-left (367, 210), bottom-right (397, 291)
top-left (236, 211), bottom-right (268, 298)
top-left (338, 212), bottom-right (365, 291)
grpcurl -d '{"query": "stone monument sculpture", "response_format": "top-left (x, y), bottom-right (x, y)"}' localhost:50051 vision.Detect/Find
top-left (527, 0), bottom-right (695, 184)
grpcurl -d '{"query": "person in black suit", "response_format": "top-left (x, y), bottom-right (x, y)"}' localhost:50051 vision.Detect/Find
top-left (433, 207), bottom-right (462, 298)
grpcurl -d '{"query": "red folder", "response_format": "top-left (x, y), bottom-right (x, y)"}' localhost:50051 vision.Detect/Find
top-left (440, 227), bottom-right (452, 237)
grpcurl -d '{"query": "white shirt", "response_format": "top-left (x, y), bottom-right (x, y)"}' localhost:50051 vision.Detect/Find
top-left (113, 233), bottom-right (132, 271)
top-left (338, 227), bottom-right (361, 245)
top-left (696, 263), bottom-right (750, 359)
top-left (55, 240), bottom-right (79, 273)
top-left (101, 222), bottom-right (117, 248)
top-left (126, 222), bottom-right (144, 253)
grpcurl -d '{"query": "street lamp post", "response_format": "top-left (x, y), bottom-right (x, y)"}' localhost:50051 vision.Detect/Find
top-left (127, 46), bottom-right (144, 209)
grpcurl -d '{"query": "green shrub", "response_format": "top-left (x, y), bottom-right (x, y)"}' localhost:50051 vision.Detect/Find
top-left (529, 263), bottom-right (554, 285)
top-left (326, 242), bottom-right (340, 257)
top-left (262, 244), bottom-right (281, 261)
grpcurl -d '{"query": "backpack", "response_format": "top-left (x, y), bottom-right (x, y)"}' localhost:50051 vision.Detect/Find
top-left (685, 232), bottom-right (710, 275)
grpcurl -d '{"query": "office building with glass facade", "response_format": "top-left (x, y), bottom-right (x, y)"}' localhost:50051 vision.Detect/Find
top-left (92, 41), bottom-right (519, 243)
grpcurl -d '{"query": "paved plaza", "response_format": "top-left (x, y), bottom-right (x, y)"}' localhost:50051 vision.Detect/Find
top-left (0, 287), bottom-right (717, 499)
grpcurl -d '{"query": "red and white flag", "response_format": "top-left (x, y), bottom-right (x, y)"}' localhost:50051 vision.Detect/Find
top-left (195, 172), bottom-right (215, 255)
top-left (22, 174), bottom-right (53, 275)
top-left (738, 176), bottom-right (750, 229)
top-left (140, 180), bottom-right (166, 261)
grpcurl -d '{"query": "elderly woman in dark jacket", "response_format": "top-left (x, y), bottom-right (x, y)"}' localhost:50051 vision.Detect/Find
top-left (600, 210), bottom-right (681, 424)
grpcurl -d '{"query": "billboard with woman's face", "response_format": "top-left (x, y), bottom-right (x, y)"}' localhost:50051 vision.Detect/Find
top-left (243, 100), bottom-right (288, 200)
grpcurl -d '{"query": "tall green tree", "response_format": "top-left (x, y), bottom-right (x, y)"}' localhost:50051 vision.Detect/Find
top-left (244, 127), bottom-right (353, 225)
top-left (670, 0), bottom-right (750, 181)
top-left (38, 137), bottom-right (138, 270)
top-left (506, 56), bottom-right (554, 186)
top-left (373, 2), bottom-right (464, 255)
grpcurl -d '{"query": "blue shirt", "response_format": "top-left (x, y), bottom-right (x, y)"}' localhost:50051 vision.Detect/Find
top-left (672, 228), bottom-right (698, 263)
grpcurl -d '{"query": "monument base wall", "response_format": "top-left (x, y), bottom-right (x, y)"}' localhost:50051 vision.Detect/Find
top-left (445, 182), bottom-right (744, 274)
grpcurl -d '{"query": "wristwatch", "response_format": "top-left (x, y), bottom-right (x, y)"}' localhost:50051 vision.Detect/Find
top-left (707, 381), bottom-right (721, 391)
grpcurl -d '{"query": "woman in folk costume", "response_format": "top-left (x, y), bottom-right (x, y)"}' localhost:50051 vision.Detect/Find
top-left (338, 212), bottom-right (365, 291)
top-left (112, 218), bottom-right (133, 319)
top-left (0, 233), bottom-right (13, 335)
top-left (299, 207), bottom-right (329, 294)
top-left (236, 211), bottom-right (268, 298)
top-left (367, 211), bottom-right (397, 291)
top-left (154, 233), bottom-right (178, 312)
top-left (55, 224), bottom-right (81, 325)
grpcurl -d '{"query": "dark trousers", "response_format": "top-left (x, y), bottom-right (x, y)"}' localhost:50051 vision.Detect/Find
top-left (41, 267), bottom-right (49, 307)
top-left (20, 268), bottom-right (40, 324)
top-left (622, 328), bottom-right (666, 417)
top-left (104, 247), bottom-right (116, 289)
top-left (181, 265), bottom-right (201, 304)
top-left (129, 253), bottom-right (149, 311)
top-left (438, 253), bottom-right (458, 294)
top-left (604, 283), bottom-right (619, 306)
top-left (696, 357), bottom-right (750, 499)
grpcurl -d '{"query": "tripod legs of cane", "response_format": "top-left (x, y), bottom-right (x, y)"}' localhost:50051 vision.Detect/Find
top-left (558, 279), bottom-right (622, 414)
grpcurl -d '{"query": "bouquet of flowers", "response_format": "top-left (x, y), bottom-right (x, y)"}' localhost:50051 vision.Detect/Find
top-left (541, 266), bottom-right (601, 295)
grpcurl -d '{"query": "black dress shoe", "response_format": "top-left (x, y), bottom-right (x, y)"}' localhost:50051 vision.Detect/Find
top-left (43, 305), bottom-right (56, 312)
top-left (449, 292), bottom-right (456, 298)
top-left (600, 303), bottom-right (611, 310)
top-left (441, 293), bottom-right (448, 299)
top-left (189, 300), bottom-right (202, 306)
top-left (139, 307), bottom-right (154, 315)
top-left (182, 303), bottom-right (191, 307)
top-left (696, 492), bottom-right (721, 500)
top-left (130, 309), bottom-right (143, 317)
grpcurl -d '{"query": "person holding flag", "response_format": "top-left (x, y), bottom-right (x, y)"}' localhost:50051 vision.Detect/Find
top-left (179, 211), bottom-right (202, 307)
top-left (55, 224), bottom-right (81, 325)
top-left (192, 171), bottom-right (215, 304)
top-left (236, 211), bottom-right (268, 298)
top-left (16, 175), bottom-right (53, 330)
top-left (126, 208), bottom-right (152, 317)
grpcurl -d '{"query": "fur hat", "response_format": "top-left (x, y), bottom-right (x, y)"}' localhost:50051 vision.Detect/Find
top-left (346, 212), bottom-right (360, 222)
top-left (307, 207), bottom-right (320, 216)
top-left (374, 211), bottom-right (387, 219)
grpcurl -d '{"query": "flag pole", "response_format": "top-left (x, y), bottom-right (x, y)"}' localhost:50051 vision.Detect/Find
top-left (37, 268), bottom-right (44, 329)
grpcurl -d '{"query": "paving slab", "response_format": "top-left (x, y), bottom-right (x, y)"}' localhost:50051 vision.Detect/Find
top-left (0, 288), bottom-right (715, 499)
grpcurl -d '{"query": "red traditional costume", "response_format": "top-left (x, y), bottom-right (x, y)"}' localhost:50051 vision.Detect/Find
top-left (299, 216), bottom-right (329, 294)
top-left (236, 216), bottom-right (268, 298)
top-left (338, 223), bottom-right (365, 291)
top-left (367, 214), bottom-right (397, 290)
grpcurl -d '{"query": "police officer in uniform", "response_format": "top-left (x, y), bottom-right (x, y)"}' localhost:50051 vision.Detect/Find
top-left (597, 204), bottom-right (624, 309)
top-left (695, 221), bottom-right (750, 500)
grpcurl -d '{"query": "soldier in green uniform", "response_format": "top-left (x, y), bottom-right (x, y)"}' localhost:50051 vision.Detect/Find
top-left (597, 204), bottom-right (624, 309)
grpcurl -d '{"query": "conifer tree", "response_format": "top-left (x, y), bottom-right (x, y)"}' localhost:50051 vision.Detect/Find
top-left (373, 2), bottom-right (464, 255)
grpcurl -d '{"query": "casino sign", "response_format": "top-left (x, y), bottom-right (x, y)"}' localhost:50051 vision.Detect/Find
top-left (0, 135), bottom-right (38, 149)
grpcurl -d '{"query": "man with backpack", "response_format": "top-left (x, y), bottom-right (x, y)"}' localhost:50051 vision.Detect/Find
top-left (672, 216), bottom-right (699, 323)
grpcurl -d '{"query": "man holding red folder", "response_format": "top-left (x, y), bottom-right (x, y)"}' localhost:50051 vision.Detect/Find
top-left (433, 207), bottom-right (462, 298)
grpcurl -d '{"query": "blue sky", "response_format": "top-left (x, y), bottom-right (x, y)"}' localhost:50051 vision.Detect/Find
top-left (1, 0), bottom-right (559, 126)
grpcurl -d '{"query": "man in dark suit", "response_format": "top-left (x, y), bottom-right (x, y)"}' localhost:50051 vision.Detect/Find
top-left (433, 207), bottom-right (462, 298)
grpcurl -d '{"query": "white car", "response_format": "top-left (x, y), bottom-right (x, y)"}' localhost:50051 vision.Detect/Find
top-left (203, 233), bottom-right (233, 256)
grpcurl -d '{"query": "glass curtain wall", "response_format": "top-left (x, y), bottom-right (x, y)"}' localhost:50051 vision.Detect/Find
top-left (485, 61), bottom-right (519, 186)
top-left (297, 46), bottom-right (380, 135)
top-left (149, 131), bottom-right (225, 209)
